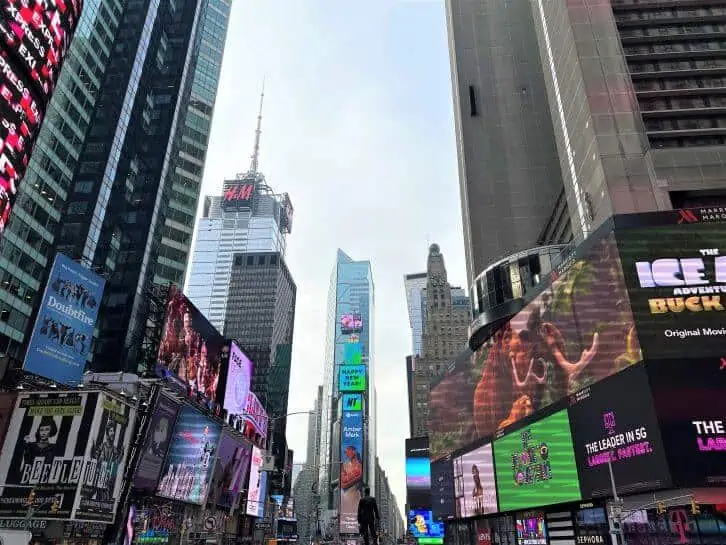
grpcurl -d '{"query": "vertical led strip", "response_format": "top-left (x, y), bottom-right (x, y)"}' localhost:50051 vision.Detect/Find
top-left (534, 0), bottom-right (591, 238)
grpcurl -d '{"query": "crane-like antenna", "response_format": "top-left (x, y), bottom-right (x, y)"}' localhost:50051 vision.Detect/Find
top-left (249, 79), bottom-right (265, 175)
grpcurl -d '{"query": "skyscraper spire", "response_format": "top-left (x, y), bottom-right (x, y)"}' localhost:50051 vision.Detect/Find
top-left (249, 80), bottom-right (265, 175)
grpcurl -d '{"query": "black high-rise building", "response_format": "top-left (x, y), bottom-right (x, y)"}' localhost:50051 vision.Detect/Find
top-left (224, 250), bottom-right (296, 495)
top-left (52, 0), bottom-right (231, 370)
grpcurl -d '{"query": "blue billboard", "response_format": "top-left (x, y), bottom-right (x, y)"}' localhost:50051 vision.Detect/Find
top-left (23, 253), bottom-right (105, 386)
top-left (340, 409), bottom-right (364, 533)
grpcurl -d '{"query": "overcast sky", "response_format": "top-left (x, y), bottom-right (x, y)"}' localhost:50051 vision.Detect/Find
top-left (196, 0), bottom-right (466, 516)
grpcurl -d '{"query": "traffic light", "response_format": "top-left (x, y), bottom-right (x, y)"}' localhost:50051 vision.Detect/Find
top-left (25, 489), bottom-right (36, 507)
top-left (51, 498), bottom-right (60, 513)
top-left (657, 502), bottom-right (666, 515)
top-left (691, 499), bottom-right (701, 516)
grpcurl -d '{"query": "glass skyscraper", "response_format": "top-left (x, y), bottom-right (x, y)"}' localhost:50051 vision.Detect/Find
top-left (0, 0), bottom-right (125, 358)
top-left (186, 175), bottom-right (289, 332)
top-left (319, 250), bottom-right (376, 516)
top-left (0, 0), bottom-right (232, 370)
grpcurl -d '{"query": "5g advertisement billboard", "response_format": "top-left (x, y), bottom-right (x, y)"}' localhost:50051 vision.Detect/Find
top-left (0, 391), bottom-right (134, 522)
top-left (23, 253), bottom-right (105, 386)
top-left (567, 364), bottom-right (670, 498)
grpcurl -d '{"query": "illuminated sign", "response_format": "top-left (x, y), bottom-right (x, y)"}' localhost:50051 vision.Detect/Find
top-left (338, 365), bottom-right (365, 392)
top-left (342, 394), bottom-right (362, 411)
top-left (223, 183), bottom-right (254, 206)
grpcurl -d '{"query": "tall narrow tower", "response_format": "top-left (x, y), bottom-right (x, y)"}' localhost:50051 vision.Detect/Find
top-left (319, 250), bottom-right (376, 535)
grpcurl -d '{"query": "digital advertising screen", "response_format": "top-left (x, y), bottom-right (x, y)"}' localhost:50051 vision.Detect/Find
top-left (209, 432), bottom-right (252, 510)
top-left (454, 442), bottom-right (497, 517)
top-left (340, 313), bottom-right (363, 334)
top-left (156, 405), bottom-right (221, 505)
top-left (342, 394), bottom-right (362, 411)
top-left (431, 457), bottom-right (456, 520)
top-left (0, 391), bottom-right (134, 522)
top-left (0, 51), bottom-right (43, 235)
top-left (339, 365), bottom-right (366, 392)
top-left (615, 211), bottom-right (726, 360)
top-left (343, 341), bottom-right (362, 365)
top-left (222, 182), bottom-right (255, 209)
top-left (246, 446), bottom-right (265, 517)
top-left (405, 437), bottom-right (431, 509)
top-left (340, 409), bottom-right (363, 533)
top-left (133, 394), bottom-right (180, 492)
top-left (241, 391), bottom-right (268, 439)
top-left (156, 285), bottom-right (226, 402)
top-left (429, 231), bottom-right (639, 462)
top-left (647, 357), bottom-right (726, 487)
top-left (23, 253), bottom-right (106, 386)
top-left (493, 409), bottom-right (581, 512)
top-left (219, 341), bottom-right (253, 417)
top-left (515, 513), bottom-right (547, 545)
top-left (568, 364), bottom-right (670, 498)
top-left (408, 509), bottom-right (444, 542)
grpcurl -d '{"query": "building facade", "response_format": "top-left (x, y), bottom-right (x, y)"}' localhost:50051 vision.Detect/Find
top-left (0, 0), bottom-right (232, 370)
top-left (406, 244), bottom-right (470, 438)
top-left (224, 250), bottom-right (296, 495)
top-left (403, 272), bottom-right (427, 356)
top-left (186, 177), bottom-right (290, 331)
top-left (294, 386), bottom-right (324, 545)
top-left (0, 0), bottom-right (127, 359)
top-left (319, 250), bottom-right (376, 520)
top-left (444, 0), bottom-right (567, 290)
top-left (375, 458), bottom-right (404, 545)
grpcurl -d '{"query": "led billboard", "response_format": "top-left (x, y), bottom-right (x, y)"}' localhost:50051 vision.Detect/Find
top-left (133, 394), bottom-right (180, 492)
top-left (156, 404), bottom-right (221, 505)
top-left (430, 456), bottom-right (455, 520)
top-left (0, 391), bottom-right (134, 522)
top-left (241, 391), bottom-right (268, 439)
top-left (208, 432), bottom-right (252, 510)
top-left (453, 443), bottom-right (497, 517)
top-left (340, 314), bottom-right (363, 334)
top-left (0, 0), bottom-right (83, 235)
top-left (568, 364), bottom-right (670, 498)
top-left (615, 212), bottom-right (726, 360)
top-left (342, 394), bottom-right (362, 411)
top-left (647, 357), bottom-right (726, 487)
top-left (219, 341), bottom-right (253, 417)
top-left (339, 365), bottom-right (366, 392)
top-left (156, 285), bottom-right (226, 402)
top-left (343, 341), bottom-right (362, 365)
top-left (246, 446), bottom-right (265, 517)
top-left (408, 510), bottom-right (444, 542)
top-left (23, 253), bottom-right (105, 386)
top-left (493, 409), bottom-right (581, 511)
top-left (429, 232), bottom-right (639, 461)
top-left (406, 437), bottom-right (431, 509)
top-left (340, 409), bottom-right (363, 533)
top-left (516, 513), bottom-right (547, 545)
top-left (222, 182), bottom-right (255, 208)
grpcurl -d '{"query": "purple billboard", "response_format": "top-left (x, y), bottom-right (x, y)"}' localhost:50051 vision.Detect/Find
top-left (220, 341), bottom-right (252, 417)
top-left (208, 432), bottom-right (252, 510)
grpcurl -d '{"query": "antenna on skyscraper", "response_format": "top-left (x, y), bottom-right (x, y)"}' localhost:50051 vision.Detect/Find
top-left (249, 79), bottom-right (265, 175)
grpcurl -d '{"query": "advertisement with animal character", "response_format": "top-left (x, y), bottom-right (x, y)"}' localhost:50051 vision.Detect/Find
top-left (429, 231), bottom-right (639, 461)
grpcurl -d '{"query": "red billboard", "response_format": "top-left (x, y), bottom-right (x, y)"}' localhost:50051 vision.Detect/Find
top-left (0, 0), bottom-right (83, 235)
